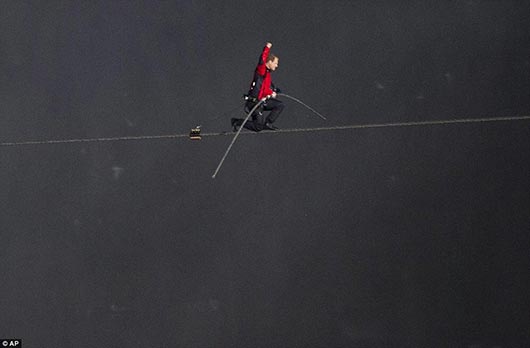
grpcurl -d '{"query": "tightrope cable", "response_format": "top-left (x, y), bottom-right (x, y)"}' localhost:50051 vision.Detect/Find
top-left (2, 115), bottom-right (529, 148)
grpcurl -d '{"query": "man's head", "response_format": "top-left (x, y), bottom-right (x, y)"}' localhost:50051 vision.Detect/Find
top-left (266, 54), bottom-right (279, 71)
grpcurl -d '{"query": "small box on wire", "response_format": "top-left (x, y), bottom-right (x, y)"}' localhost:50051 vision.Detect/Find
top-left (189, 126), bottom-right (201, 140)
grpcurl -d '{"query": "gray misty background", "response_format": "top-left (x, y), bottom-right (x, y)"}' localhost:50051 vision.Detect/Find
top-left (1, 1), bottom-right (530, 347)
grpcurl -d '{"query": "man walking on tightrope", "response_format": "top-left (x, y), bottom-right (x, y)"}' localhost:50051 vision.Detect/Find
top-left (232, 42), bottom-right (284, 132)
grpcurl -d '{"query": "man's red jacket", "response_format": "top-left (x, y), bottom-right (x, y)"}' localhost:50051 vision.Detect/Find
top-left (247, 45), bottom-right (274, 100)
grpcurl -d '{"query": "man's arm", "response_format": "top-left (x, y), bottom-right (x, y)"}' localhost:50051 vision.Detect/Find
top-left (256, 42), bottom-right (272, 75)
top-left (261, 42), bottom-right (272, 62)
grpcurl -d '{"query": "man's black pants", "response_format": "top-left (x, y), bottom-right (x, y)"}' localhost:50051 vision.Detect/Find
top-left (240, 99), bottom-right (284, 132)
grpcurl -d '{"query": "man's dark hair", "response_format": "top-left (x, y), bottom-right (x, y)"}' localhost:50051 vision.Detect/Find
top-left (266, 53), bottom-right (278, 62)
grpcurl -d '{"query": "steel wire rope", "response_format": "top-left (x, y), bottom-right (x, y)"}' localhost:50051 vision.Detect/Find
top-left (2, 115), bottom-right (530, 148)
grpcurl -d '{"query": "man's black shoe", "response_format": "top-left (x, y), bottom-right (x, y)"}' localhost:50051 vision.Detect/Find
top-left (265, 122), bottom-right (278, 130)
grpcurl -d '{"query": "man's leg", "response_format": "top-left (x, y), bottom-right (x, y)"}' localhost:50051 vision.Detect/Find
top-left (232, 101), bottom-right (266, 132)
top-left (263, 99), bottom-right (285, 124)
top-left (245, 112), bottom-right (266, 131)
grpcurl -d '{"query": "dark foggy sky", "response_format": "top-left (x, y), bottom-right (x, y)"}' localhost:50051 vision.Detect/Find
top-left (1, 1), bottom-right (529, 347)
